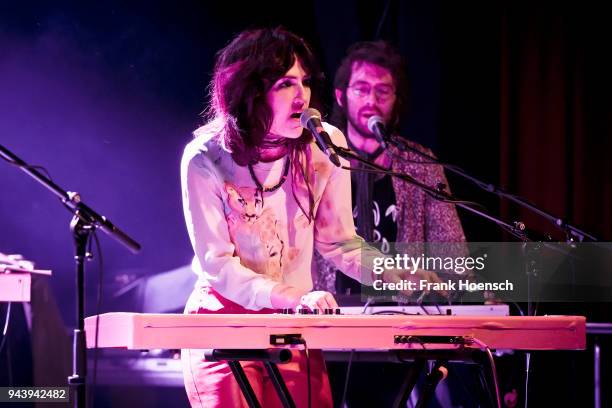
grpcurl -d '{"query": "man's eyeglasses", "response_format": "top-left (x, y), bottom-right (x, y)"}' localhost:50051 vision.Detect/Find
top-left (347, 83), bottom-right (396, 102)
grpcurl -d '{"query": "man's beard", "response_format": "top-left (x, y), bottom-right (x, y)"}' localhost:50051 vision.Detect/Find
top-left (345, 109), bottom-right (376, 140)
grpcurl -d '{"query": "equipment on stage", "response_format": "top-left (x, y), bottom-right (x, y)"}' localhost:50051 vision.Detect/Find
top-left (84, 311), bottom-right (585, 408)
top-left (339, 303), bottom-right (509, 316)
top-left (84, 312), bottom-right (585, 351)
top-left (0, 252), bottom-right (51, 302)
top-left (84, 305), bottom-right (508, 385)
top-left (0, 273), bottom-right (32, 302)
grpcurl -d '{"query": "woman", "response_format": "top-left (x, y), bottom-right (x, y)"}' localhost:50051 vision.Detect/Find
top-left (180, 27), bottom-right (386, 407)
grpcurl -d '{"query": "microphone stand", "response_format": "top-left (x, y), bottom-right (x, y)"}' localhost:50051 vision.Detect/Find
top-left (333, 143), bottom-right (559, 408)
top-left (332, 144), bottom-right (577, 317)
top-left (0, 144), bottom-right (141, 408)
top-left (332, 145), bottom-right (529, 242)
top-left (334, 138), bottom-right (584, 408)
top-left (384, 135), bottom-right (598, 242)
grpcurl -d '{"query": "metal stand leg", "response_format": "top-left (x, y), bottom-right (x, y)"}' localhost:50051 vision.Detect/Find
top-left (206, 349), bottom-right (294, 408)
top-left (227, 361), bottom-right (262, 408)
top-left (594, 340), bottom-right (600, 408)
top-left (415, 361), bottom-right (448, 408)
top-left (392, 358), bottom-right (427, 408)
top-left (264, 362), bottom-right (297, 408)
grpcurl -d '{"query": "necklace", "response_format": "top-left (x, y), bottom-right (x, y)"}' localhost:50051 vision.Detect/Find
top-left (248, 155), bottom-right (290, 193)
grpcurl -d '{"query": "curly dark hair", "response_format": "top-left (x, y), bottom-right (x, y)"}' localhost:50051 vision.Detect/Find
top-left (331, 41), bottom-right (408, 134)
top-left (207, 27), bottom-right (323, 166)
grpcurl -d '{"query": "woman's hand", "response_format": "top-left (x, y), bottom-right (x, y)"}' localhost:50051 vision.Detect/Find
top-left (270, 285), bottom-right (338, 312)
top-left (297, 291), bottom-right (338, 312)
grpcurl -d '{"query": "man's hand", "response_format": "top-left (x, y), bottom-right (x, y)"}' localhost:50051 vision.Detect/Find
top-left (381, 268), bottom-right (449, 299)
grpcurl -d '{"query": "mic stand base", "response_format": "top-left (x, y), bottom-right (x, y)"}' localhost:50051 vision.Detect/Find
top-left (67, 332), bottom-right (86, 406)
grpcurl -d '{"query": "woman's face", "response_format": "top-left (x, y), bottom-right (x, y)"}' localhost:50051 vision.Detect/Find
top-left (266, 58), bottom-right (311, 139)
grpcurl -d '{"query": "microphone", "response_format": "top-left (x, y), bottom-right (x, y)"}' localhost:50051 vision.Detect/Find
top-left (300, 108), bottom-right (341, 167)
top-left (367, 115), bottom-right (388, 149)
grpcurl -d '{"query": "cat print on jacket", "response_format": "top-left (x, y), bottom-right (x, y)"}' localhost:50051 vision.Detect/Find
top-left (224, 182), bottom-right (284, 281)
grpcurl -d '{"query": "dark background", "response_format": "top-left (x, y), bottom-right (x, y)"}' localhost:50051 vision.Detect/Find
top-left (1, 1), bottom-right (610, 407)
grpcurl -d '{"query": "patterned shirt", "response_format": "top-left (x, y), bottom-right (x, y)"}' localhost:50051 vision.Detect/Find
top-left (314, 136), bottom-right (466, 293)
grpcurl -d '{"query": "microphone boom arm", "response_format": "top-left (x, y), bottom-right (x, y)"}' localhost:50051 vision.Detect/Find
top-left (333, 144), bottom-right (529, 241)
top-left (384, 135), bottom-right (598, 242)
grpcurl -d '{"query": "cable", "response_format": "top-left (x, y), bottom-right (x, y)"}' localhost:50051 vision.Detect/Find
top-left (90, 230), bottom-right (104, 408)
top-left (0, 155), bottom-right (54, 180)
top-left (371, 310), bottom-right (417, 315)
top-left (471, 338), bottom-right (502, 408)
top-left (374, 0), bottom-right (393, 40)
top-left (0, 302), bottom-right (12, 356)
top-left (361, 297), bottom-right (373, 314)
top-left (396, 338), bottom-right (428, 363)
top-left (512, 302), bottom-right (526, 317)
top-left (417, 301), bottom-right (431, 315)
top-left (484, 347), bottom-right (502, 408)
top-left (524, 352), bottom-right (531, 408)
top-left (340, 349), bottom-right (354, 408)
top-left (0, 302), bottom-right (12, 386)
top-left (339, 298), bottom-right (379, 407)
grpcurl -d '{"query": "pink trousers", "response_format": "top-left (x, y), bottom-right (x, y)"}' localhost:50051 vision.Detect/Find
top-left (181, 286), bottom-right (333, 408)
